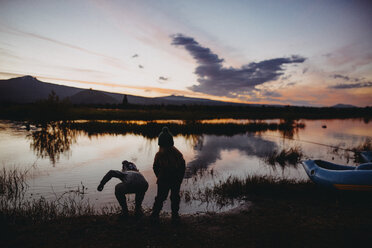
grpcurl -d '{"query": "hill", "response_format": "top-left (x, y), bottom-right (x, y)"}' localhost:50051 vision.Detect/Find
top-left (69, 89), bottom-right (118, 104)
top-left (0, 76), bottom-right (249, 106)
top-left (0, 76), bottom-right (81, 103)
top-left (153, 95), bottom-right (257, 106)
top-left (331, 104), bottom-right (357, 108)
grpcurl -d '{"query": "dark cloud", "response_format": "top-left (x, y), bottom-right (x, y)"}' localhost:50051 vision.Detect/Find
top-left (171, 34), bottom-right (306, 97)
top-left (330, 74), bottom-right (369, 89)
top-left (159, 76), bottom-right (168, 81)
top-left (332, 74), bottom-right (350, 81)
top-left (332, 74), bottom-right (361, 82)
top-left (261, 90), bottom-right (282, 97)
top-left (138, 64), bottom-right (144, 69)
top-left (329, 81), bottom-right (372, 89)
top-left (302, 67), bottom-right (308, 74)
top-left (132, 54), bottom-right (139, 58)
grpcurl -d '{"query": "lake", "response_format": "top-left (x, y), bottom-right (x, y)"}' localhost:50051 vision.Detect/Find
top-left (0, 118), bottom-right (371, 214)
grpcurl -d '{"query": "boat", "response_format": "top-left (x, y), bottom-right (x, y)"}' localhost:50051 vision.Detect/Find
top-left (361, 151), bottom-right (372, 163)
top-left (302, 159), bottom-right (372, 191)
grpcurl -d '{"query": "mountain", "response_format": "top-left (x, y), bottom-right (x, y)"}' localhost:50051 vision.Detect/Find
top-left (69, 89), bottom-right (118, 104)
top-left (0, 76), bottom-right (81, 103)
top-left (153, 95), bottom-right (265, 106)
top-left (0, 76), bottom-right (167, 105)
top-left (331, 104), bottom-right (357, 108)
top-left (1, 76), bottom-right (250, 106)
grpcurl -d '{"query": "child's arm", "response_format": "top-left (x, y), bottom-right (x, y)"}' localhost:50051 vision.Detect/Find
top-left (97, 170), bottom-right (125, 191)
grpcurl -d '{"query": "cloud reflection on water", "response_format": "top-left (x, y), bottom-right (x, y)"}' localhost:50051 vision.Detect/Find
top-left (27, 120), bottom-right (302, 166)
top-left (187, 134), bottom-right (277, 175)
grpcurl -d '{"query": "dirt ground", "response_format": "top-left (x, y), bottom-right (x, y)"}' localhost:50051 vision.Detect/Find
top-left (2, 194), bottom-right (372, 248)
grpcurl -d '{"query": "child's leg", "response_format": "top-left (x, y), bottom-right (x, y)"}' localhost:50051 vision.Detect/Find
top-left (135, 183), bottom-right (149, 215)
top-left (115, 183), bottom-right (128, 214)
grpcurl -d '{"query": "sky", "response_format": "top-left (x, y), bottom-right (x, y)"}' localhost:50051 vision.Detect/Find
top-left (0, 0), bottom-right (371, 106)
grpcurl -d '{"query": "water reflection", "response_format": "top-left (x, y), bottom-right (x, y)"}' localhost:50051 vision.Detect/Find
top-left (277, 119), bottom-right (305, 139)
top-left (26, 119), bottom-right (305, 166)
top-left (28, 122), bottom-right (78, 165)
top-left (187, 134), bottom-right (277, 175)
top-left (69, 119), bottom-right (305, 138)
top-left (2, 118), bottom-right (371, 214)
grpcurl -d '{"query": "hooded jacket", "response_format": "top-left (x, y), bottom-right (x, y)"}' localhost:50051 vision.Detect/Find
top-left (153, 146), bottom-right (185, 184)
top-left (99, 170), bottom-right (148, 193)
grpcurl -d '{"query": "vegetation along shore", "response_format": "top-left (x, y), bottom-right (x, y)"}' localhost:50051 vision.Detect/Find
top-left (1, 167), bottom-right (372, 248)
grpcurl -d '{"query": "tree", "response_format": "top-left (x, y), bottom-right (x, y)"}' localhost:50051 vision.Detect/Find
top-left (35, 90), bottom-right (71, 121)
top-left (122, 94), bottom-right (128, 106)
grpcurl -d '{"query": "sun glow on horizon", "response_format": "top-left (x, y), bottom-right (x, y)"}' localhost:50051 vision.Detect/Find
top-left (0, 0), bottom-right (371, 107)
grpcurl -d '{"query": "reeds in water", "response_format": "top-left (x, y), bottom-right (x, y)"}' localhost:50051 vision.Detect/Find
top-left (182, 174), bottom-right (312, 207)
top-left (266, 146), bottom-right (303, 167)
top-left (0, 167), bottom-right (95, 223)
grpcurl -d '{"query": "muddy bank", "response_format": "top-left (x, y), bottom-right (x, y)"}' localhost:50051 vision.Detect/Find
top-left (2, 193), bottom-right (372, 248)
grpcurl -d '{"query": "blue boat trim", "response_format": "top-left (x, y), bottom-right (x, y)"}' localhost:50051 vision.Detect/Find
top-left (302, 159), bottom-right (372, 191)
top-left (360, 151), bottom-right (372, 163)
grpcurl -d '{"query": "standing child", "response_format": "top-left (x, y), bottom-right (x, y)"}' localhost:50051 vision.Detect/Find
top-left (151, 127), bottom-right (186, 224)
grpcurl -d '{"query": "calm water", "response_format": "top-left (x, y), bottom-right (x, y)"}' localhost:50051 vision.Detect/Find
top-left (1, 119), bottom-right (371, 214)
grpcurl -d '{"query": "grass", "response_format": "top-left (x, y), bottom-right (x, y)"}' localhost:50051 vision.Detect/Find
top-left (266, 146), bottom-right (304, 167)
top-left (182, 172), bottom-right (372, 209)
top-left (2, 168), bottom-right (372, 247)
top-left (0, 167), bottom-right (28, 202)
top-left (352, 138), bottom-right (372, 163)
top-left (0, 167), bottom-right (96, 224)
top-left (355, 137), bottom-right (372, 151)
top-left (330, 138), bottom-right (372, 163)
top-left (67, 119), bottom-right (305, 138)
top-left (182, 175), bottom-right (314, 206)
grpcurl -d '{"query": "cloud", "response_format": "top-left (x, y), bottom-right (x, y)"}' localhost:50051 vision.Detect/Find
top-left (132, 54), bottom-right (139, 58)
top-left (323, 53), bottom-right (332, 58)
top-left (171, 34), bottom-right (306, 97)
top-left (138, 64), bottom-right (144, 69)
top-left (325, 42), bottom-right (372, 69)
top-left (329, 82), bottom-right (372, 89)
top-left (158, 76), bottom-right (168, 81)
top-left (261, 90), bottom-right (282, 97)
top-left (332, 74), bottom-right (350, 81)
top-left (331, 74), bottom-right (362, 82)
top-left (0, 25), bottom-right (127, 70)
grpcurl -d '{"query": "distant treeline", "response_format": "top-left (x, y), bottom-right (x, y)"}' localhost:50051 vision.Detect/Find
top-left (67, 119), bottom-right (305, 138)
top-left (24, 119), bottom-right (304, 165)
top-left (0, 101), bottom-right (371, 121)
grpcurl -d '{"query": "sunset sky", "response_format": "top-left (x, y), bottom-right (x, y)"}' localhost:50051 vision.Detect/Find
top-left (0, 0), bottom-right (371, 106)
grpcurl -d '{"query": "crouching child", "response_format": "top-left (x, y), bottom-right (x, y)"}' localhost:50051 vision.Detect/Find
top-left (97, 160), bottom-right (149, 218)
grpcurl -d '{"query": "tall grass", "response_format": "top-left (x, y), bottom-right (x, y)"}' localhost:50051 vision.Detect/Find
top-left (0, 167), bottom-right (28, 202)
top-left (68, 120), bottom-right (305, 138)
top-left (266, 146), bottom-right (303, 167)
top-left (182, 175), bottom-right (313, 206)
top-left (352, 138), bottom-right (372, 163)
top-left (331, 138), bottom-right (372, 163)
top-left (0, 167), bottom-right (95, 223)
top-left (210, 175), bottom-right (310, 198)
top-left (352, 138), bottom-right (372, 151)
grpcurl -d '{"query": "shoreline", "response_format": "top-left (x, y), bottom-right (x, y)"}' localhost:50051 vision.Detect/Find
top-left (2, 191), bottom-right (372, 248)
top-left (1, 104), bottom-right (371, 121)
